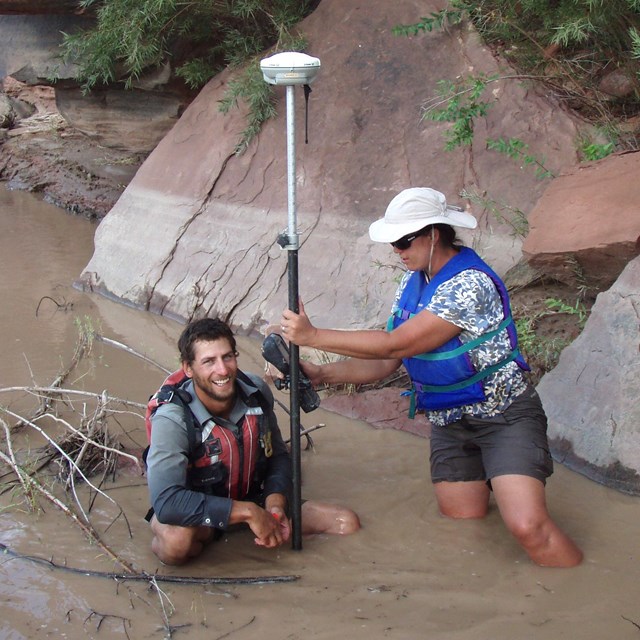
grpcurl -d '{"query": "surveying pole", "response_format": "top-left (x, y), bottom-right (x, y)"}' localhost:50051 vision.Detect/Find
top-left (260, 51), bottom-right (321, 550)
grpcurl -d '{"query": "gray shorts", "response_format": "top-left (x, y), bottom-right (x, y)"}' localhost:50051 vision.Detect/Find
top-left (430, 387), bottom-right (553, 484)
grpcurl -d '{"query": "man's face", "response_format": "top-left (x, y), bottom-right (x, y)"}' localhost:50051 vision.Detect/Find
top-left (184, 337), bottom-right (238, 407)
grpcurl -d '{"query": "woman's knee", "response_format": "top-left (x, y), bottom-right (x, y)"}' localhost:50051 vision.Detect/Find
top-left (504, 513), bottom-right (550, 548)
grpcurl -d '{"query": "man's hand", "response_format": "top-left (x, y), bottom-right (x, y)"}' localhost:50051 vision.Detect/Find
top-left (250, 506), bottom-right (289, 548)
top-left (262, 494), bottom-right (291, 545)
top-left (229, 496), bottom-right (291, 548)
top-left (257, 510), bottom-right (291, 546)
top-left (228, 501), bottom-right (282, 547)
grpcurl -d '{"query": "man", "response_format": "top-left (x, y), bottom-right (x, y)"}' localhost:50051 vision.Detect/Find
top-left (146, 317), bottom-right (360, 565)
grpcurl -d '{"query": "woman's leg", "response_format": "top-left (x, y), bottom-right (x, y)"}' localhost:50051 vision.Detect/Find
top-left (430, 421), bottom-right (488, 518)
top-left (434, 480), bottom-right (491, 518)
top-left (491, 474), bottom-right (583, 567)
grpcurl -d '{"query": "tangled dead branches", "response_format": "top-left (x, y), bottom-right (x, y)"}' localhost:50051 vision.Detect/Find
top-left (0, 321), bottom-right (149, 572)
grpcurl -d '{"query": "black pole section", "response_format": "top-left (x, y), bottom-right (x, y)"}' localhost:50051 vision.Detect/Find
top-left (288, 248), bottom-right (302, 550)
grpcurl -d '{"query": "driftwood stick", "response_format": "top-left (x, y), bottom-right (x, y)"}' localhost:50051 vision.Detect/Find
top-left (0, 542), bottom-right (300, 585)
top-left (95, 334), bottom-right (172, 374)
top-left (88, 463), bottom-right (133, 538)
top-left (46, 328), bottom-right (89, 402)
top-left (68, 461), bottom-right (90, 523)
top-left (213, 615), bottom-right (256, 640)
top-left (70, 390), bottom-right (116, 486)
top-left (284, 422), bottom-right (326, 450)
top-left (0, 386), bottom-right (146, 410)
top-left (0, 418), bottom-right (33, 500)
top-left (32, 409), bottom-right (142, 470)
top-left (284, 423), bottom-right (326, 442)
top-left (621, 615), bottom-right (640, 631)
top-left (83, 610), bottom-right (131, 635)
top-left (0, 452), bottom-right (136, 574)
top-left (2, 407), bottom-right (126, 517)
top-left (149, 575), bottom-right (177, 637)
top-left (35, 295), bottom-right (73, 317)
top-left (72, 399), bottom-right (100, 483)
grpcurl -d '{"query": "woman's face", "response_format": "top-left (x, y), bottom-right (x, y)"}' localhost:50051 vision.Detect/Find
top-left (391, 230), bottom-right (434, 272)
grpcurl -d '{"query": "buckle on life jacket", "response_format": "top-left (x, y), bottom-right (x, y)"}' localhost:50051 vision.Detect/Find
top-left (263, 430), bottom-right (273, 458)
top-left (156, 389), bottom-right (174, 403)
top-left (401, 389), bottom-right (417, 420)
top-left (154, 385), bottom-right (192, 405)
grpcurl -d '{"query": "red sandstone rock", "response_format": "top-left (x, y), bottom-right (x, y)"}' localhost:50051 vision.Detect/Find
top-left (523, 151), bottom-right (640, 292)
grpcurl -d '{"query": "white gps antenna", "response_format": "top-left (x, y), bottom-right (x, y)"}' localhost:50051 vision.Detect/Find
top-left (260, 51), bottom-right (321, 85)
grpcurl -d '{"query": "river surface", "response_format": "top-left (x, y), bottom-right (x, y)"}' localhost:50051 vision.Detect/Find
top-left (1, 186), bottom-right (640, 639)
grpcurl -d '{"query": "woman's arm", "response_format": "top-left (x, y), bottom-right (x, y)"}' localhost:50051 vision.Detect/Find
top-left (282, 299), bottom-right (461, 360)
top-left (301, 356), bottom-right (402, 387)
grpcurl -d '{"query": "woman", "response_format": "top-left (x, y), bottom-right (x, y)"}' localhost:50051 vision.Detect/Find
top-left (281, 187), bottom-right (582, 568)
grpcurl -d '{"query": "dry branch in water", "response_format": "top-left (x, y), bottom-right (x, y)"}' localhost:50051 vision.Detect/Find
top-left (0, 447), bottom-right (136, 573)
top-left (0, 543), bottom-right (299, 586)
top-left (0, 388), bottom-right (144, 479)
top-left (0, 325), bottom-right (146, 572)
top-left (94, 334), bottom-right (171, 374)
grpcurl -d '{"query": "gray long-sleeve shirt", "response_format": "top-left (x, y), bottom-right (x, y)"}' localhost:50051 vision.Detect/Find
top-left (146, 373), bottom-right (291, 530)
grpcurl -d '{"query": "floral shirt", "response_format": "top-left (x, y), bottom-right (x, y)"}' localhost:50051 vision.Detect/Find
top-left (393, 268), bottom-right (528, 427)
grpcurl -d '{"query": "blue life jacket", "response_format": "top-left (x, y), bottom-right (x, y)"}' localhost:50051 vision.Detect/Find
top-left (387, 247), bottom-right (529, 416)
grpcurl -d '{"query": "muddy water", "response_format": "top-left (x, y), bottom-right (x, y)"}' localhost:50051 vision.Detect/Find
top-left (1, 187), bottom-right (639, 640)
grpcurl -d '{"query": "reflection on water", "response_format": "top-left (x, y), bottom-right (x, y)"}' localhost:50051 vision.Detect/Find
top-left (0, 188), bottom-right (97, 384)
top-left (0, 187), bottom-right (186, 399)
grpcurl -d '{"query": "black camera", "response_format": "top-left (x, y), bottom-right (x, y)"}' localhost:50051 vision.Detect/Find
top-left (261, 333), bottom-right (320, 413)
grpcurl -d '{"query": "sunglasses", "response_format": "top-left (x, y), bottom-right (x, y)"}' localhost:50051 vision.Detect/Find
top-left (390, 230), bottom-right (424, 250)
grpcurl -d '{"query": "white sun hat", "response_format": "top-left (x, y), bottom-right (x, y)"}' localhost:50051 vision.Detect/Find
top-left (369, 187), bottom-right (478, 243)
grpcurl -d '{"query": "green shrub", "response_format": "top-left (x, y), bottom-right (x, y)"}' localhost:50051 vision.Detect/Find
top-left (398, 0), bottom-right (640, 147)
top-left (62, 0), bottom-right (313, 92)
top-left (61, 1), bottom-right (315, 152)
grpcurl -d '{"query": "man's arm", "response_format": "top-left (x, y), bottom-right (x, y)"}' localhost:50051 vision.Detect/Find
top-left (146, 404), bottom-right (233, 530)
